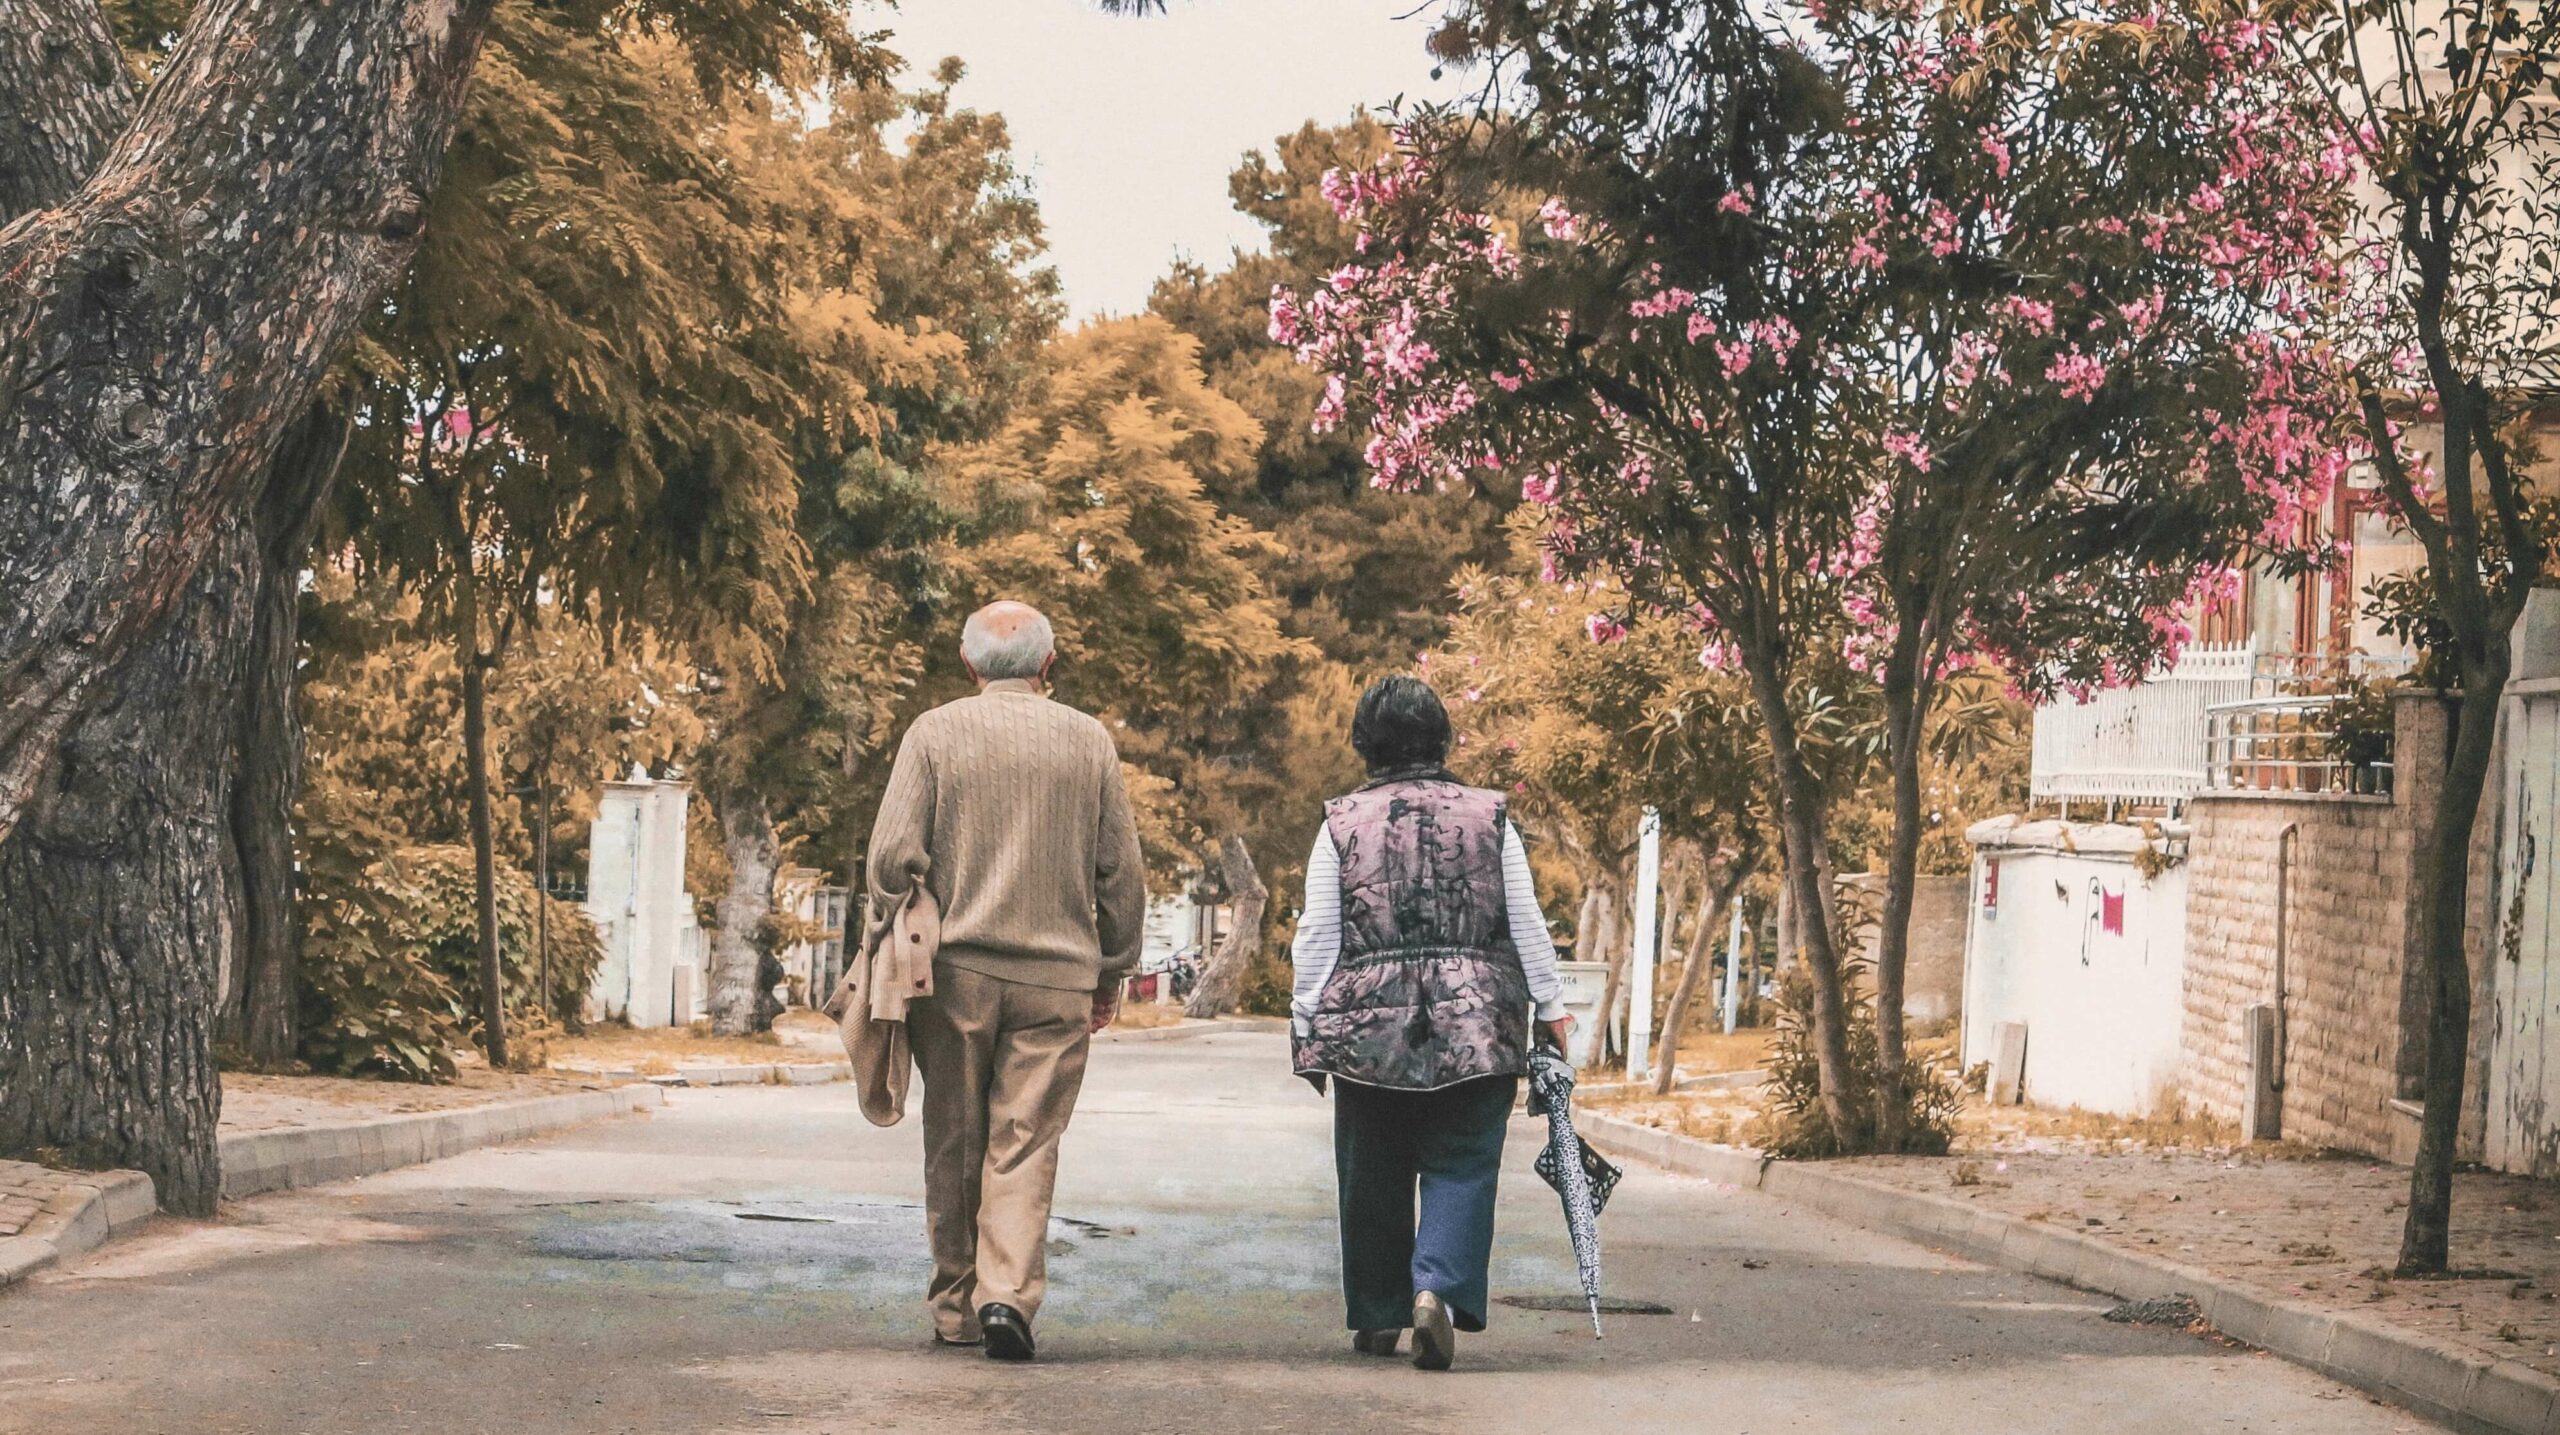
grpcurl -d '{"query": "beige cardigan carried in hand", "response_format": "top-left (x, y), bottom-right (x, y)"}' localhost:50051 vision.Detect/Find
top-left (863, 679), bottom-right (1148, 994)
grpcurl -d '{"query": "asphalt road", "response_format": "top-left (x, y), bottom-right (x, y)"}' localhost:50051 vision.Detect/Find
top-left (0, 1030), bottom-right (2436, 1434)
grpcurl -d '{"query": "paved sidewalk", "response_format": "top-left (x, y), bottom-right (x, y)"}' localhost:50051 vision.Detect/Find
top-left (1592, 1087), bottom-right (2560, 1382)
top-left (1586, 1086), bottom-right (2560, 1433)
top-left (1842, 1148), bottom-right (2560, 1378)
top-left (0, 1163), bottom-right (73, 1239)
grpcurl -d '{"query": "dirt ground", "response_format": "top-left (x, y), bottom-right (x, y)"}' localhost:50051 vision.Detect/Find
top-left (1593, 1081), bottom-right (2560, 1379)
top-left (1108, 998), bottom-right (1190, 1030)
top-left (544, 1021), bottom-right (821, 1073)
top-left (219, 1067), bottom-right (615, 1134)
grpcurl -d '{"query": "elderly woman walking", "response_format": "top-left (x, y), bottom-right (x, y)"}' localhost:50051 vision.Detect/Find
top-left (1290, 675), bottom-right (1573, 1371)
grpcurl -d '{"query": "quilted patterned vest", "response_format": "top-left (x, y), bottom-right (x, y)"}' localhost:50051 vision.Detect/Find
top-left (1291, 775), bottom-right (1532, 1090)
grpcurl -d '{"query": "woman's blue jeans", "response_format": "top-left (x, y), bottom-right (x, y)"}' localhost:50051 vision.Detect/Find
top-left (1332, 1074), bottom-right (1518, 1332)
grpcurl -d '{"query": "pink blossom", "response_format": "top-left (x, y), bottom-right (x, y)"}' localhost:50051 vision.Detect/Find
top-left (2046, 350), bottom-right (2108, 401)
top-left (1630, 286), bottom-right (1696, 319)
top-left (1997, 296), bottom-right (2056, 334)
top-left (1883, 429), bottom-right (1933, 472)
top-left (1267, 289), bottom-right (1301, 346)
top-left (1979, 129), bottom-right (2013, 179)
top-left (1585, 613), bottom-right (1629, 645)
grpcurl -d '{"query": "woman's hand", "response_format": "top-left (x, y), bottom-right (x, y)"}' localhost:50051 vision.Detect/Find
top-left (1537, 1013), bottom-right (1575, 1053)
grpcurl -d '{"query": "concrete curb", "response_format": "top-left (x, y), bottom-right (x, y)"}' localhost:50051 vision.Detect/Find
top-left (0, 1170), bottom-right (158, 1292)
top-left (1099, 1017), bottom-right (1286, 1045)
top-left (219, 1083), bottom-right (667, 1200)
top-left (1579, 1112), bottom-right (2560, 1435)
top-left (646, 1060), bottom-right (849, 1088)
top-left (1578, 1068), bottom-right (1764, 1101)
top-left (551, 1060), bottom-right (851, 1087)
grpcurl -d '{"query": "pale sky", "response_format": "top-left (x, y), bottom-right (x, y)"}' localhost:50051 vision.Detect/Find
top-left (872, 0), bottom-right (1467, 318)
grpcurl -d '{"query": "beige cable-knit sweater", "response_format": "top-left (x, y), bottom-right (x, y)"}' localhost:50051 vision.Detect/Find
top-left (864, 679), bottom-right (1148, 992)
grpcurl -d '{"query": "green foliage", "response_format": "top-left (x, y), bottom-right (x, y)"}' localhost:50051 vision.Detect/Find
top-left (297, 568), bottom-right (704, 884)
top-left (1235, 948), bottom-right (1295, 1018)
top-left (2325, 677), bottom-right (2399, 777)
top-left (936, 316), bottom-right (1305, 875)
top-left (1751, 963), bottom-right (1961, 1159)
top-left (300, 847), bottom-right (603, 1081)
top-left (1149, 117), bottom-right (1514, 917)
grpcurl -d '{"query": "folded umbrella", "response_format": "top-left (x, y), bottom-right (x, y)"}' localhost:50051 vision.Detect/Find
top-left (1526, 1044), bottom-right (1623, 1338)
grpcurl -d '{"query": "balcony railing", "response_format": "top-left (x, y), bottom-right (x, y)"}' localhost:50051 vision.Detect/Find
top-left (2203, 695), bottom-right (2395, 797)
top-left (2029, 643), bottom-right (2257, 808)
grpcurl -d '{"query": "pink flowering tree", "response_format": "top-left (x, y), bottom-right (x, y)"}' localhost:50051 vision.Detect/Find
top-left (1281, 0), bottom-right (2354, 1148)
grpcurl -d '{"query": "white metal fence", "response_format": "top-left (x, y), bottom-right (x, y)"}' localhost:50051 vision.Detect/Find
top-left (2028, 643), bottom-right (2257, 807)
top-left (2202, 695), bottom-right (2394, 796)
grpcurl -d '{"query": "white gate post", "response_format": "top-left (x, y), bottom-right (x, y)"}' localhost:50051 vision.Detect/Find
top-left (1721, 891), bottom-right (1746, 1036)
top-left (1627, 808), bottom-right (1663, 1080)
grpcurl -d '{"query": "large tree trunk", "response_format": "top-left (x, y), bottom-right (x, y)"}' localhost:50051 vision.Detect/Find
top-left (0, 524), bottom-right (258, 1215)
top-left (1654, 856), bottom-right (1751, 1095)
top-left (219, 402), bottom-right (352, 1065)
top-left (0, 1), bottom-right (397, 1212)
top-left (707, 787), bottom-right (781, 1036)
top-left (0, 0), bottom-right (500, 844)
top-left (1185, 836), bottom-right (1268, 1019)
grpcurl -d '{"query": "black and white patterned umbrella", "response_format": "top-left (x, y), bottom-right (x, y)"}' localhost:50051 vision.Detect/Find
top-left (1526, 1045), bottom-right (1622, 1338)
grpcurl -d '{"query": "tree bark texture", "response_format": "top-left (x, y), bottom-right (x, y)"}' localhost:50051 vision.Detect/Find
top-left (0, 522), bottom-right (257, 1215)
top-left (218, 402), bottom-right (351, 1064)
top-left (0, 0), bottom-right (376, 1210)
top-left (0, 3), bottom-right (133, 222)
top-left (1185, 836), bottom-right (1268, 1019)
top-left (0, 0), bottom-right (500, 845)
top-left (707, 787), bottom-right (781, 1036)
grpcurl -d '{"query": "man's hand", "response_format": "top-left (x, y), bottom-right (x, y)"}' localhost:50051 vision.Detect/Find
top-left (1089, 983), bottom-right (1122, 1034)
top-left (1537, 1013), bottom-right (1576, 1054)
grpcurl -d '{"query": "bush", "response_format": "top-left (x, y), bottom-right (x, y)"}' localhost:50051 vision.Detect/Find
top-left (1748, 956), bottom-right (1961, 1158)
top-left (300, 844), bottom-right (603, 1081)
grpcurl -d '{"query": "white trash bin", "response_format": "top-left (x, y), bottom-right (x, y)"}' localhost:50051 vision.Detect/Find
top-left (1552, 960), bottom-right (1610, 1069)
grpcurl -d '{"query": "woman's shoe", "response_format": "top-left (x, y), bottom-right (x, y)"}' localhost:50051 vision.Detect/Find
top-left (1411, 1291), bottom-right (1456, 1371)
top-left (1352, 1328), bottom-right (1402, 1356)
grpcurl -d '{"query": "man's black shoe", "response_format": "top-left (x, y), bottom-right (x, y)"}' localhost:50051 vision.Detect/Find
top-left (978, 1303), bottom-right (1036, 1362)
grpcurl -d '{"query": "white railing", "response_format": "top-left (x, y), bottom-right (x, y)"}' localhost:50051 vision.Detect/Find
top-left (2203, 695), bottom-right (2395, 797)
top-left (2029, 643), bottom-right (2257, 807)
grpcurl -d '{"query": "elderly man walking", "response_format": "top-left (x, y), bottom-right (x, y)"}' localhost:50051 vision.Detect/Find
top-left (865, 601), bottom-right (1148, 1362)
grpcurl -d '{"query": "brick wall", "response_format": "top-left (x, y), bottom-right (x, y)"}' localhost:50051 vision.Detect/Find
top-left (1843, 873), bottom-right (1969, 1031)
top-left (2180, 694), bottom-right (2498, 1160)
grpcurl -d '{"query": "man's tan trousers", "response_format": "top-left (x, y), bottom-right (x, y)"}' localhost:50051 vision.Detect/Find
top-left (908, 963), bottom-right (1093, 1338)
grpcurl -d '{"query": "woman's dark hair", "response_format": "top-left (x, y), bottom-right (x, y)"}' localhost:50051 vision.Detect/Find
top-left (1351, 675), bottom-right (1452, 775)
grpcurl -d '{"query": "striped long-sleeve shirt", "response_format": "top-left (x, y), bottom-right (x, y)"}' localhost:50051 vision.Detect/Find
top-left (1289, 821), bottom-right (1568, 1034)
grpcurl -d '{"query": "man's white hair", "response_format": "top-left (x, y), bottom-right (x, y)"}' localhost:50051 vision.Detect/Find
top-left (960, 602), bottom-right (1056, 681)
